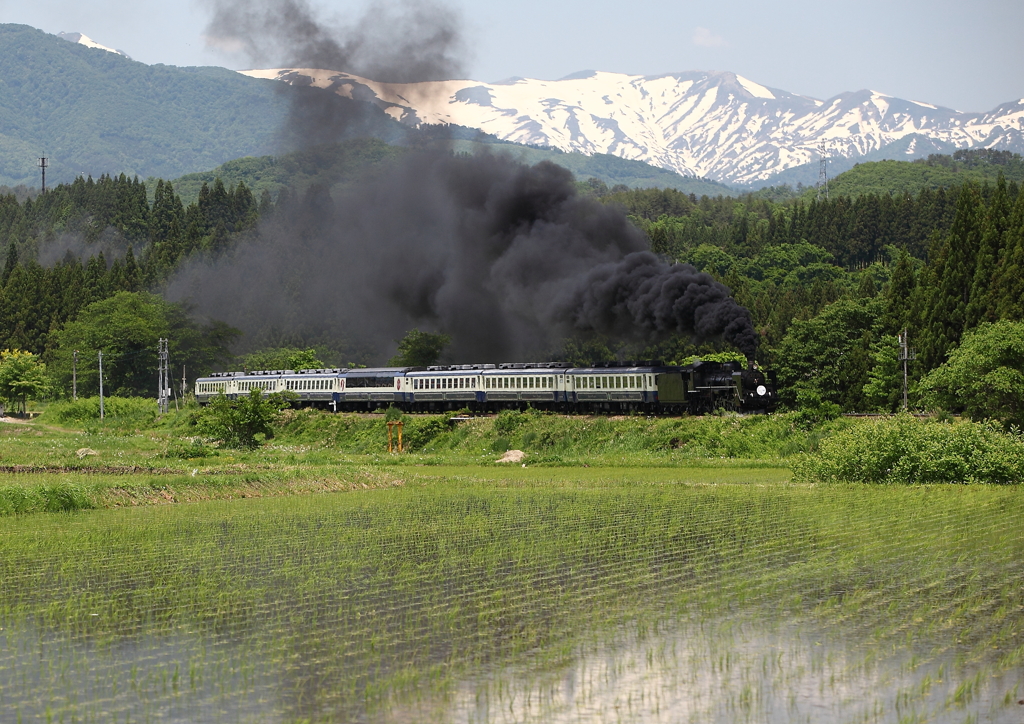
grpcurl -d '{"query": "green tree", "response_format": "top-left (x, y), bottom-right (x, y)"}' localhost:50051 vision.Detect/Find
top-left (773, 298), bottom-right (884, 411)
top-left (0, 348), bottom-right (48, 415)
top-left (388, 329), bottom-right (450, 367)
top-left (47, 292), bottom-right (238, 397)
top-left (239, 347), bottom-right (326, 372)
top-left (922, 184), bottom-right (983, 368)
top-left (881, 249), bottom-right (917, 333)
top-left (197, 388), bottom-right (289, 449)
top-left (965, 176), bottom-right (1010, 327)
top-left (992, 186), bottom-right (1024, 321)
top-left (918, 321), bottom-right (1024, 428)
top-left (861, 335), bottom-right (903, 412)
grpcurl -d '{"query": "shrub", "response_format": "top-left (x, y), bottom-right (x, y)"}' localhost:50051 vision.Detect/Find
top-left (161, 439), bottom-right (213, 459)
top-left (792, 414), bottom-right (1024, 485)
top-left (195, 390), bottom-right (289, 449)
top-left (494, 409), bottom-right (530, 436)
top-left (402, 417), bottom-right (450, 451)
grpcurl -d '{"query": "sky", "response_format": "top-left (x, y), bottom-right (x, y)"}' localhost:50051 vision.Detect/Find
top-left (3, 0), bottom-right (1022, 112)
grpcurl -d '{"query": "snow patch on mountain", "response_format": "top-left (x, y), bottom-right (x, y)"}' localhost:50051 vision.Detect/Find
top-left (56, 32), bottom-right (131, 59)
top-left (238, 67), bottom-right (1024, 185)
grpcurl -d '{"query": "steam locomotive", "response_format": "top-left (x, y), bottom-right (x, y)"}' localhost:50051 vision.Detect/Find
top-left (194, 359), bottom-right (777, 415)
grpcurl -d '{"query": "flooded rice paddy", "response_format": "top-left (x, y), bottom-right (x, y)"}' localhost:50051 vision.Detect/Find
top-left (1, 481), bottom-right (1021, 723)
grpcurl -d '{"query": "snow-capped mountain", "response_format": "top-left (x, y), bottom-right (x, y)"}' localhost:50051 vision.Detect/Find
top-left (57, 32), bottom-right (131, 60)
top-left (240, 67), bottom-right (1024, 185)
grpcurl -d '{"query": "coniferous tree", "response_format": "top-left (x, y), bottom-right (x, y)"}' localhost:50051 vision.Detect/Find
top-left (993, 186), bottom-right (1024, 321)
top-left (1, 240), bottom-right (17, 286)
top-left (965, 175), bottom-right (1010, 327)
top-left (923, 184), bottom-right (983, 368)
top-left (881, 250), bottom-right (917, 333)
top-left (122, 247), bottom-right (142, 292)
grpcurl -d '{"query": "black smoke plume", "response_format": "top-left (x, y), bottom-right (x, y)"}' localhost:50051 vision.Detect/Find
top-left (206, 0), bottom-right (464, 82)
top-left (205, 0), bottom-right (466, 150)
top-left (167, 154), bottom-right (758, 362)
top-left (182, 0), bottom-right (759, 363)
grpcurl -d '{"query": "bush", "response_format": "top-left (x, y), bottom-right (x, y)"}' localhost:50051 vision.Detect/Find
top-left (792, 414), bottom-right (1024, 484)
top-left (494, 409), bottom-right (531, 436)
top-left (195, 390), bottom-right (289, 449)
top-left (402, 417), bottom-right (450, 451)
top-left (160, 439), bottom-right (213, 459)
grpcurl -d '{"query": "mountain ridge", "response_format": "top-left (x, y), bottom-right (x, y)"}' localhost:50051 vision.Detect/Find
top-left (0, 24), bottom-right (721, 195)
top-left (240, 67), bottom-right (1024, 186)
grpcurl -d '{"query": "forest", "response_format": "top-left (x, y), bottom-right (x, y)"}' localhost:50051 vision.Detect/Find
top-left (0, 148), bottom-right (1022, 417)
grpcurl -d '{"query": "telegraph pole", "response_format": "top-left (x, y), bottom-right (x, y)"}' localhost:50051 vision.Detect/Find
top-left (898, 328), bottom-right (916, 412)
top-left (98, 351), bottom-right (104, 420)
top-left (39, 157), bottom-right (48, 193)
top-left (73, 350), bottom-right (78, 401)
top-left (157, 339), bottom-right (170, 414)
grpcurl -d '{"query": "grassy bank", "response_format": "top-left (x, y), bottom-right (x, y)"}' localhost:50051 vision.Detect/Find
top-left (4, 406), bottom-right (1022, 517)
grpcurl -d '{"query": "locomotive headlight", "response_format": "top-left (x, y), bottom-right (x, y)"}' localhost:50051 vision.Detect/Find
top-left (756, 385), bottom-right (767, 396)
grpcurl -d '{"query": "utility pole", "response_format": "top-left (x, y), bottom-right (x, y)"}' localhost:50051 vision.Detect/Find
top-left (73, 350), bottom-right (78, 401)
top-left (38, 157), bottom-right (48, 193)
top-left (98, 351), bottom-right (104, 420)
top-left (157, 339), bottom-right (169, 414)
top-left (898, 328), bottom-right (916, 412)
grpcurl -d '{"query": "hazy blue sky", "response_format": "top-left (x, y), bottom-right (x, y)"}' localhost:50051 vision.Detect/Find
top-left (4, 0), bottom-right (1022, 111)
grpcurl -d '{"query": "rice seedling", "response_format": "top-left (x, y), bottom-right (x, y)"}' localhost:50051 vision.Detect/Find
top-left (0, 479), bottom-right (1020, 723)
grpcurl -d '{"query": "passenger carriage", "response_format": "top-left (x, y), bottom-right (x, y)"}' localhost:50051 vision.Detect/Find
top-left (193, 359), bottom-right (776, 415)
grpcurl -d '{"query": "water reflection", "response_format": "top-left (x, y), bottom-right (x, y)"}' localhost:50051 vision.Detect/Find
top-left (397, 617), bottom-right (1020, 724)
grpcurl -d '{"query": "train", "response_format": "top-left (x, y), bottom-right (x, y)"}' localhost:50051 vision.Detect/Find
top-left (194, 359), bottom-right (777, 415)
